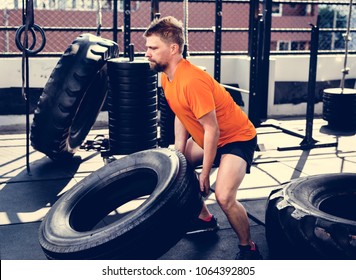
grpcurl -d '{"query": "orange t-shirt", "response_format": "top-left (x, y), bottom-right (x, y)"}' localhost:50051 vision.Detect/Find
top-left (161, 59), bottom-right (256, 148)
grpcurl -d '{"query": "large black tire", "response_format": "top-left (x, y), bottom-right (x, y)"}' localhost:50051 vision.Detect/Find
top-left (265, 173), bottom-right (356, 260)
top-left (31, 33), bottom-right (119, 160)
top-left (39, 148), bottom-right (203, 259)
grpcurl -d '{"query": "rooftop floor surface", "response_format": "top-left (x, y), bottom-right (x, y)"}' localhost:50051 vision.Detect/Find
top-left (1, 115), bottom-right (356, 261)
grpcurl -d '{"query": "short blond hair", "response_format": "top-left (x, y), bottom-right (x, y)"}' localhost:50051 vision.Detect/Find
top-left (143, 16), bottom-right (185, 53)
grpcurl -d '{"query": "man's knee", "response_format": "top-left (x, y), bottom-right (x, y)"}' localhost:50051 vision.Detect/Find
top-left (184, 138), bottom-right (203, 166)
top-left (215, 189), bottom-right (235, 212)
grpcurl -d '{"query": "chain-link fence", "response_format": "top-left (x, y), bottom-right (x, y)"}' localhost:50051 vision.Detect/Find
top-left (272, 0), bottom-right (356, 54)
top-left (0, 0), bottom-right (355, 56)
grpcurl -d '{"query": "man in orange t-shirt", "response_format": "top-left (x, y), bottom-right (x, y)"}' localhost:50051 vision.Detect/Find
top-left (144, 16), bottom-right (262, 260)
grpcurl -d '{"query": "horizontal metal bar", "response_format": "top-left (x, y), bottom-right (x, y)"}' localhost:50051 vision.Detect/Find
top-left (271, 28), bottom-right (356, 33)
top-left (0, 52), bottom-right (64, 57)
top-left (133, 51), bottom-right (249, 56)
top-left (271, 50), bottom-right (356, 55)
top-left (221, 83), bottom-right (250, 94)
top-left (0, 26), bottom-right (120, 32)
top-left (131, 27), bottom-right (217, 32)
top-left (273, 0), bottom-right (355, 5)
top-left (2, 26), bottom-right (354, 33)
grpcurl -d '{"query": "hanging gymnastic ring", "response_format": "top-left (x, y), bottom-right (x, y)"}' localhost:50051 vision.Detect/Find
top-left (15, 25), bottom-right (36, 51)
top-left (15, 24), bottom-right (46, 55)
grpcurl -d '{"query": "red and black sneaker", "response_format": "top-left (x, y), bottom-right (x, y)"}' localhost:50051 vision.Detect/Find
top-left (185, 215), bottom-right (220, 235)
top-left (235, 242), bottom-right (263, 260)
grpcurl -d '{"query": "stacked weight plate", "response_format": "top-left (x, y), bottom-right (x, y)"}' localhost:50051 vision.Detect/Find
top-left (107, 58), bottom-right (158, 155)
top-left (158, 88), bottom-right (175, 147)
top-left (323, 88), bottom-right (356, 130)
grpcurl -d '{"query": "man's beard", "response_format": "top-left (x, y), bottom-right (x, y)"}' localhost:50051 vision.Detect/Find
top-left (149, 61), bottom-right (167, 73)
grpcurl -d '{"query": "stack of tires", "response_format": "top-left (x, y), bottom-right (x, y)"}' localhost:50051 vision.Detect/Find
top-left (107, 59), bottom-right (158, 155)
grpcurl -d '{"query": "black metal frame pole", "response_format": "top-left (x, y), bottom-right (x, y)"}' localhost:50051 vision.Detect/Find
top-left (25, 49), bottom-right (31, 174)
top-left (300, 24), bottom-right (319, 147)
top-left (248, 0), bottom-right (272, 128)
top-left (23, 0), bottom-right (34, 175)
top-left (248, 0), bottom-right (259, 57)
top-left (113, 0), bottom-right (118, 43)
top-left (259, 0), bottom-right (272, 122)
top-left (182, 0), bottom-right (189, 59)
top-left (275, 24), bottom-right (337, 151)
top-left (123, 0), bottom-right (131, 57)
top-left (255, 14), bottom-right (264, 123)
top-left (214, 0), bottom-right (222, 82)
top-left (248, 0), bottom-right (262, 127)
top-left (151, 0), bottom-right (160, 21)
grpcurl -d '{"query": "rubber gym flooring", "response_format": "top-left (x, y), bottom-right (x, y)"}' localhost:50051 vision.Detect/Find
top-left (1, 116), bottom-right (355, 260)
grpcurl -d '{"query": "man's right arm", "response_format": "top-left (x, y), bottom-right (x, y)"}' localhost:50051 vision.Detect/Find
top-left (174, 116), bottom-right (188, 153)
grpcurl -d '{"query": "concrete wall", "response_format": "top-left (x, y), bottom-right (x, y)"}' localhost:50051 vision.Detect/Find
top-left (0, 57), bottom-right (58, 88)
top-left (191, 54), bottom-right (356, 117)
top-left (269, 54), bottom-right (356, 116)
top-left (1, 54), bottom-right (356, 117)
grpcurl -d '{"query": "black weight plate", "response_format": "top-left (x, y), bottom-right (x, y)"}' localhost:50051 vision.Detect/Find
top-left (109, 82), bottom-right (157, 92)
top-left (108, 68), bottom-right (156, 77)
top-left (110, 96), bottom-right (157, 106)
top-left (107, 58), bottom-right (151, 70)
top-left (114, 75), bottom-right (157, 85)
top-left (108, 90), bottom-right (157, 100)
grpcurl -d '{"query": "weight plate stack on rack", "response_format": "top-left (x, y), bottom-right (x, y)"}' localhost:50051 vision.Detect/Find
top-left (158, 88), bottom-right (175, 148)
top-left (107, 58), bottom-right (158, 155)
top-left (322, 88), bottom-right (356, 131)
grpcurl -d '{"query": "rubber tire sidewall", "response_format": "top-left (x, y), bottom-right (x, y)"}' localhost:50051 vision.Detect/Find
top-left (266, 173), bottom-right (356, 260)
top-left (39, 148), bottom-right (202, 260)
top-left (30, 33), bottom-right (119, 160)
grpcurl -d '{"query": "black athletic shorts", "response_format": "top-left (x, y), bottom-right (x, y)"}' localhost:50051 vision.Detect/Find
top-left (214, 135), bottom-right (257, 174)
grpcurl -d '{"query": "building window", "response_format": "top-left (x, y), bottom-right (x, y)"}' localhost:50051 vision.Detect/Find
top-left (291, 41), bottom-right (307, 51)
top-left (37, 0), bottom-right (67, 9)
top-left (272, 3), bottom-right (282, 17)
top-left (305, 4), bottom-right (313, 16)
top-left (278, 41), bottom-right (308, 51)
top-left (0, 0), bottom-right (21, 9)
top-left (278, 41), bottom-right (290, 51)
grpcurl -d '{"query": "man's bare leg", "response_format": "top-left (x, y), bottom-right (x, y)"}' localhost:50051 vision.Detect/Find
top-left (214, 154), bottom-right (251, 245)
